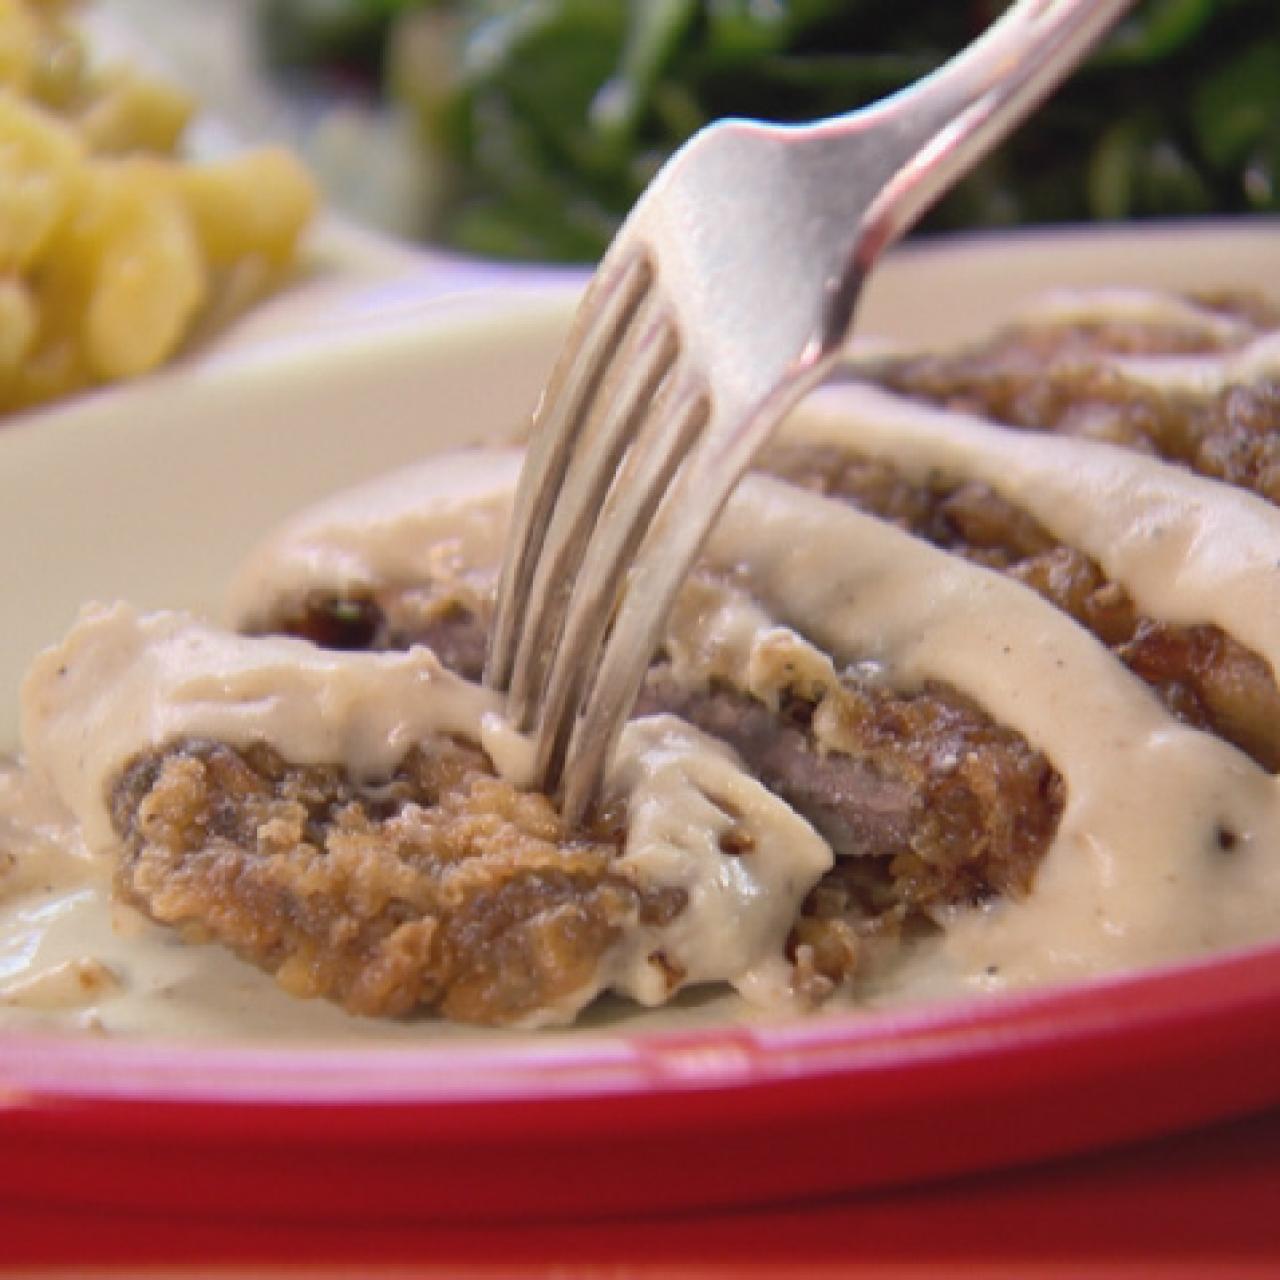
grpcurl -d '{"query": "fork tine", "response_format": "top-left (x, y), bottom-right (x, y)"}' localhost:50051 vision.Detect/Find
top-left (486, 0), bottom-right (1135, 823)
top-left (485, 248), bottom-right (652, 694)
top-left (556, 448), bottom-right (723, 826)
top-left (556, 372), bottom-right (824, 826)
top-left (532, 374), bottom-right (710, 793)
top-left (505, 301), bottom-right (680, 731)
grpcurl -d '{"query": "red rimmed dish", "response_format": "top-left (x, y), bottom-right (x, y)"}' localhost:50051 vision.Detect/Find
top-left (2, 221), bottom-right (1279, 1223)
top-left (2, 938), bottom-right (1280, 1221)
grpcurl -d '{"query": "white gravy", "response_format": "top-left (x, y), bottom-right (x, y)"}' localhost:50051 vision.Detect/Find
top-left (3, 288), bottom-right (1279, 1039)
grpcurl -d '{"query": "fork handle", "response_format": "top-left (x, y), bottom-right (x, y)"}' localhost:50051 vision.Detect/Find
top-left (815, 0), bottom-right (1137, 340)
top-left (556, 0), bottom-right (1135, 824)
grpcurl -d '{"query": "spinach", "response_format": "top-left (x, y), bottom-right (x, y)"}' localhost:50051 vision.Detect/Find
top-left (261, 0), bottom-right (1280, 261)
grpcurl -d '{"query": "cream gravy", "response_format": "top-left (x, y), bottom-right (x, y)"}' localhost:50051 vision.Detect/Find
top-left (3, 288), bottom-right (1280, 1039)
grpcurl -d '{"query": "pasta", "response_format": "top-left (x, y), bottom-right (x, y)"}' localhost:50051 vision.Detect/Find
top-left (0, 0), bottom-right (316, 412)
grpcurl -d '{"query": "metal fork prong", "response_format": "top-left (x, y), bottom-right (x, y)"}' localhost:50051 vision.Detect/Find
top-left (558, 375), bottom-right (822, 826)
top-left (485, 249), bottom-right (653, 695)
top-left (556, 449), bottom-right (724, 827)
top-left (531, 376), bottom-right (710, 793)
top-left (505, 304), bottom-right (680, 730)
top-left (485, 0), bottom-right (1135, 824)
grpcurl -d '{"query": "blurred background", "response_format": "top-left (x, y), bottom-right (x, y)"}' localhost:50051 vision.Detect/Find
top-left (103, 0), bottom-right (1280, 261)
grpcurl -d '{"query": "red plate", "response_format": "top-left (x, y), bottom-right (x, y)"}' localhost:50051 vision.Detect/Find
top-left (4, 223), bottom-right (1280, 1228)
top-left (3, 938), bottom-right (1279, 1223)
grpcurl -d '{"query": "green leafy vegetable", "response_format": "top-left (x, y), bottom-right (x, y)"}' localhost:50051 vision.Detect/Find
top-left (260, 0), bottom-right (1280, 261)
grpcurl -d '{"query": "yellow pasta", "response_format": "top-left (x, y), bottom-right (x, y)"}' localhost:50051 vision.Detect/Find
top-left (0, 0), bottom-right (317, 413)
top-left (23, 12), bottom-right (84, 109)
top-left (0, 0), bottom-right (38, 91)
top-left (0, 275), bottom-right (36, 375)
top-left (76, 64), bottom-right (192, 156)
top-left (75, 161), bottom-right (205, 378)
top-left (0, 90), bottom-right (85, 271)
top-left (179, 149), bottom-right (318, 271)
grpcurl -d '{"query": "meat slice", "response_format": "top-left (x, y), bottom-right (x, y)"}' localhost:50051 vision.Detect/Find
top-left (268, 581), bottom-right (1065, 931)
top-left (639, 663), bottom-right (1063, 915)
top-left (761, 443), bottom-right (1280, 771)
top-left (108, 736), bottom-right (679, 1025)
top-left (271, 589), bottom-right (490, 681)
top-left (636, 670), bottom-right (913, 861)
top-left (872, 302), bottom-right (1280, 505)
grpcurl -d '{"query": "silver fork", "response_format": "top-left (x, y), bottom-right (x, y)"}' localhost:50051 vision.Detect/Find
top-left (485, 0), bottom-right (1135, 825)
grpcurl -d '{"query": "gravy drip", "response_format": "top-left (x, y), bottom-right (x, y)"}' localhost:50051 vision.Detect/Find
top-left (3, 289), bottom-right (1280, 1035)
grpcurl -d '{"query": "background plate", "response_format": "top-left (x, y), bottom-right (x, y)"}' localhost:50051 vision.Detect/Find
top-left (2, 221), bottom-right (1279, 1223)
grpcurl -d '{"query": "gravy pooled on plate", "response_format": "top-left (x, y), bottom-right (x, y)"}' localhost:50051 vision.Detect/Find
top-left (4, 288), bottom-right (1280, 1034)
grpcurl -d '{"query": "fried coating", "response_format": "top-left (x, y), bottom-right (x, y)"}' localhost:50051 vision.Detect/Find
top-left (109, 737), bottom-right (682, 1025)
top-left (875, 297), bottom-right (1280, 503)
top-left (762, 444), bottom-right (1280, 772)
top-left (269, 589), bottom-right (1064, 1002)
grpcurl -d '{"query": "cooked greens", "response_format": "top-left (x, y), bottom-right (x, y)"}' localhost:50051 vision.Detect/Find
top-left (260, 0), bottom-right (1280, 261)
